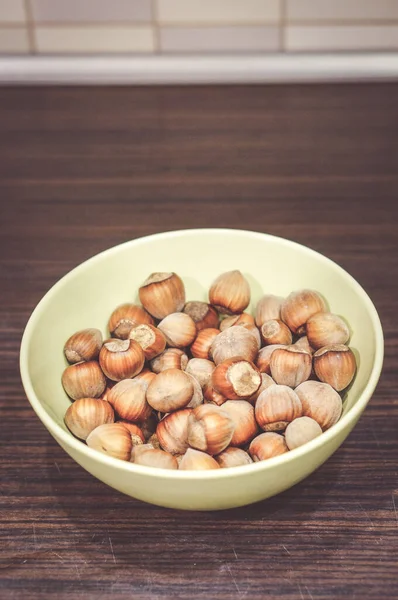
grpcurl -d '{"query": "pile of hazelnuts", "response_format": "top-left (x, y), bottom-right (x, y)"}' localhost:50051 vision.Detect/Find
top-left (61, 271), bottom-right (357, 470)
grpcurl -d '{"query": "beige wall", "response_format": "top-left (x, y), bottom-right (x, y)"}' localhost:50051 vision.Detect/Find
top-left (1, 0), bottom-right (398, 55)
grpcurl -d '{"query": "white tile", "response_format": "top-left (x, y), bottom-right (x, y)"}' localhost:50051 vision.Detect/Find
top-left (160, 25), bottom-right (280, 52)
top-left (0, 27), bottom-right (29, 52)
top-left (287, 0), bottom-right (398, 22)
top-left (286, 25), bottom-right (398, 51)
top-left (31, 0), bottom-right (152, 24)
top-left (36, 26), bottom-right (155, 53)
top-left (157, 0), bottom-right (281, 24)
top-left (0, 0), bottom-right (25, 23)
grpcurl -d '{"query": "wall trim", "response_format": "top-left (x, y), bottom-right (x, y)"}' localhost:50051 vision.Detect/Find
top-left (0, 53), bottom-right (397, 85)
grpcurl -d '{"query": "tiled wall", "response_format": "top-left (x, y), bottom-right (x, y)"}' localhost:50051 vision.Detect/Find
top-left (1, 0), bottom-right (398, 55)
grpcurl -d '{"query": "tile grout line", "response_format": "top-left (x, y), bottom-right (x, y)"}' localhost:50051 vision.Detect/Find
top-left (24, 0), bottom-right (36, 54)
top-left (152, 0), bottom-right (160, 54)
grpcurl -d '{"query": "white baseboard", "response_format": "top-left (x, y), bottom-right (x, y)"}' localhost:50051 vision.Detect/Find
top-left (1, 53), bottom-right (398, 85)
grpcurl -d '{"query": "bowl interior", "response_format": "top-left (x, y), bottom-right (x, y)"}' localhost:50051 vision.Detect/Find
top-left (22, 229), bottom-right (381, 454)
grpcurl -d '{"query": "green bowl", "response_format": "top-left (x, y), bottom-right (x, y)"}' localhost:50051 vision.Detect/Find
top-left (20, 229), bottom-right (384, 511)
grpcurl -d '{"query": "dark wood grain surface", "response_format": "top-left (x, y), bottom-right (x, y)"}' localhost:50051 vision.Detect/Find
top-left (0, 84), bottom-right (397, 600)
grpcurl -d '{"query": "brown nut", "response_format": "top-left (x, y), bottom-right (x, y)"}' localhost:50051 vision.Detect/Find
top-left (293, 336), bottom-right (315, 355)
top-left (306, 312), bottom-right (350, 349)
top-left (212, 357), bottom-right (261, 400)
top-left (203, 380), bottom-right (227, 406)
top-left (185, 358), bottom-right (216, 389)
top-left (156, 408), bottom-right (193, 454)
top-left (313, 344), bottom-right (356, 391)
top-left (133, 368), bottom-right (157, 388)
top-left (261, 319), bottom-right (292, 346)
top-left (108, 303), bottom-right (154, 339)
top-left (64, 397), bottom-right (114, 440)
top-left (183, 301), bottom-right (219, 331)
top-left (131, 446), bottom-right (178, 469)
top-left (295, 380), bottom-right (343, 430)
top-left (146, 368), bottom-right (194, 413)
top-left (210, 325), bottom-right (258, 365)
top-left (222, 400), bottom-right (259, 447)
top-left (248, 373), bottom-right (276, 404)
top-left (139, 272), bottom-right (185, 319)
top-left (99, 338), bottom-right (145, 381)
top-left (215, 447), bottom-right (253, 468)
top-left (150, 348), bottom-right (189, 373)
top-left (255, 294), bottom-right (284, 327)
top-left (158, 312), bottom-right (197, 348)
top-left (190, 328), bottom-right (220, 359)
top-left (255, 344), bottom-right (286, 374)
top-left (209, 270), bottom-right (250, 315)
top-left (281, 289), bottom-right (327, 334)
top-left (86, 422), bottom-right (132, 461)
top-left (270, 346), bottom-right (312, 388)
top-left (129, 323), bottom-right (166, 360)
top-left (185, 373), bottom-right (204, 409)
top-left (187, 404), bottom-right (235, 455)
top-left (62, 361), bottom-right (106, 400)
top-left (118, 421), bottom-right (146, 444)
top-left (285, 416), bottom-right (322, 450)
top-left (220, 312), bottom-right (255, 331)
top-left (107, 379), bottom-right (152, 422)
top-left (178, 448), bottom-right (220, 470)
top-left (249, 432), bottom-right (289, 462)
top-left (255, 384), bottom-right (302, 432)
top-left (64, 328), bottom-right (103, 364)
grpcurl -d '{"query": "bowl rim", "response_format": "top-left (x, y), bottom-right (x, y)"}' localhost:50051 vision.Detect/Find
top-left (20, 228), bottom-right (384, 480)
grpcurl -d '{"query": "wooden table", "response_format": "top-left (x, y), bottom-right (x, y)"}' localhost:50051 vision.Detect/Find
top-left (1, 84), bottom-right (397, 599)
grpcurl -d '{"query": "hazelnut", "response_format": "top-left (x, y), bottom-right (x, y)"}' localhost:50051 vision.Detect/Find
top-left (281, 289), bottom-right (327, 334)
top-left (156, 408), bottom-right (193, 454)
top-left (99, 338), bottom-right (145, 381)
top-left (306, 312), bottom-right (350, 349)
top-left (295, 380), bottom-right (343, 430)
top-left (185, 358), bottom-right (216, 389)
top-left (212, 357), bottom-right (261, 399)
top-left (108, 303), bottom-right (154, 339)
top-left (210, 325), bottom-right (258, 365)
top-left (313, 344), bottom-right (356, 391)
top-left (270, 346), bottom-right (312, 388)
top-left (261, 319), bottom-right (293, 346)
top-left (183, 301), bottom-right (219, 331)
top-left (187, 404), bottom-right (235, 455)
top-left (215, 447), bottom-right (253, 468)
top-left (64, 328), bottom-right (102, 364)
top-left (255, 294), bottom-right (284, 327)
top-left (158, 312), bottom-right (197, 348)
top-left (249, 432), bottom-right (289, 462)
top-left (146, 368), bottom-right (194, 413)
top-left (255, 344), bottom-right (286, 374)
top-left (285, 416), bottom-right (322, 450)
top-left (139, 272), bottom-right (185, 319)
top-left (190, 328), bottom-right (220, 359)
top-left (222, 400), bottom-right (259, 447)
top-left (129, 323), bottom-right (166, 360)
top-left (209, 270), bottom-right (250, 315)
top-left (131, 446), bottom-right (178, 470)
top-left (62, 361), bottom-right (106, 400)
top-left (255, 384), bottom-right (302, 432)
top-left (107, 379), bottom-right (152, 422)
top-left (86, 422), bottom-right (132, 461)
top-left (64, 397), bottom-right (114, 440)
top-left (179, 448), bottom-right (220, 470)
top-left (150, 348), bottom-right (189, 373)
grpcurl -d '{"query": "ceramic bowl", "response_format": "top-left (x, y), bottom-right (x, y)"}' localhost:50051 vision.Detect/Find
top-left (20, 229), bottom-right (383, 510)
